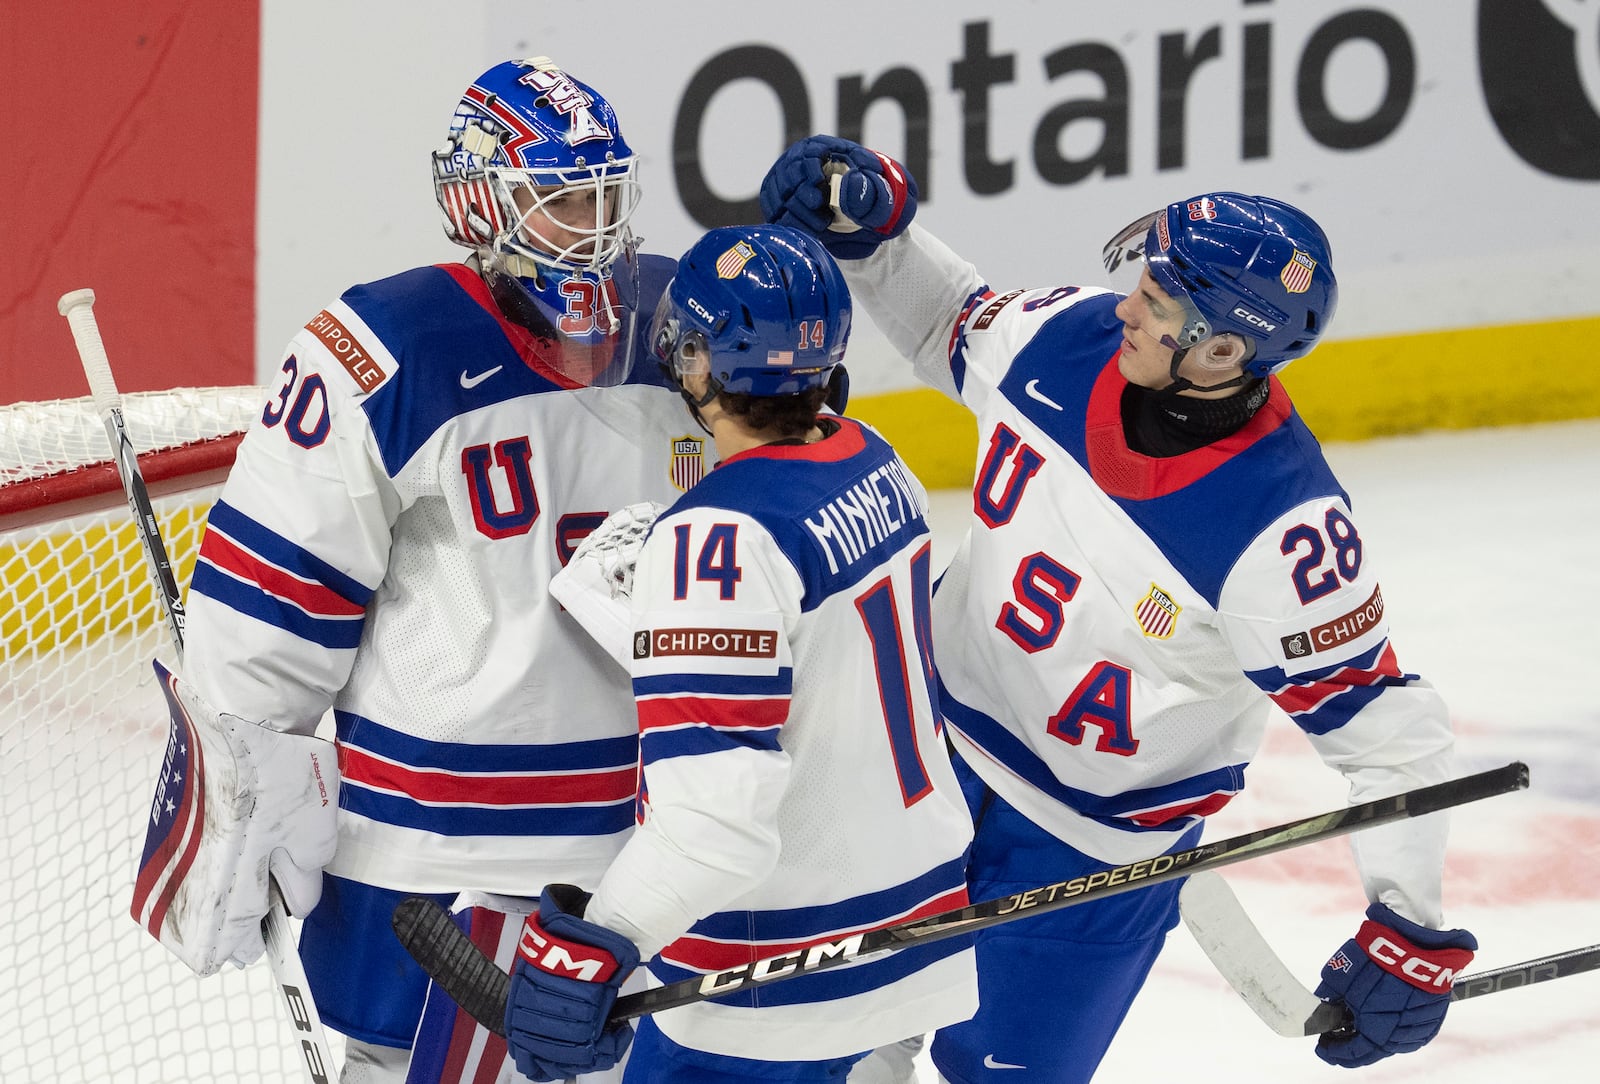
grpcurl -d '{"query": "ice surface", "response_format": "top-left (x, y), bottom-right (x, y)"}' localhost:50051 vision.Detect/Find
top-left (913, 419), bottom-right (1600, 1082)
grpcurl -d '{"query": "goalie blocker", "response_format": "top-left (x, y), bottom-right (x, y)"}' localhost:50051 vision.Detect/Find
top-left (132, 661), bottom-right (340, 975)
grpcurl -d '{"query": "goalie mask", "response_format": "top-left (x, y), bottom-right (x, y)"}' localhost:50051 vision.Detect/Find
top-left (649, 225), bottom-right (851, 409)
top-left (1102, 192), bottom-right (1338, 378)
top-left (434, 57), bottom-right (644, 386)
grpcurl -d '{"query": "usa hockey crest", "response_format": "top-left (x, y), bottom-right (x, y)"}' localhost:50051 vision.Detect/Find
top-left (670, 435), bottom-right (706, 491)
top-left (1134, 583), bottom-right (1181, 639)
top-left (715, 241), bottom-right (757, 280)
top-left (1281, 250), bottom-right (1316, 294)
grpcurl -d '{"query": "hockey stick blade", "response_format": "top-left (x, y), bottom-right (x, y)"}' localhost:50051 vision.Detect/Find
top-left (396, 761), bottom-right (1528, 1032)
top-left (1180, 870), bottom-right (1330, 1036)
top-left (392, 898), bottom-right (510, 1037)
top-left (1181, 868), bottom-right (1600, 1037)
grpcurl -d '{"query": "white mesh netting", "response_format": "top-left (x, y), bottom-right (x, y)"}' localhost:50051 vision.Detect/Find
top-left (0, 387), bottom-right (348, 1083)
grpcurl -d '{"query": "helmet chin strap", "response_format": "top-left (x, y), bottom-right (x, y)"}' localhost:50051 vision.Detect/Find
top-left (498, 250), bottom-right (549, 289)
top-left (678, 386), bottom-right (717, 437)
top-left (480, 258), bottom-right (559, 340)
top-left (1156, 334), bottom-right (1257, 396)
top-left (662, 350), bottom-right (720, 436)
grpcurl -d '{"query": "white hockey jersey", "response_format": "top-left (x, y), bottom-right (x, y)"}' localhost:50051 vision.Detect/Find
top-left (183, 257), bottom-right (710, 894)
top-left (840, 227), bottom-right (1457, 925)
top-left (584, 416), bottom-right (978, 1061)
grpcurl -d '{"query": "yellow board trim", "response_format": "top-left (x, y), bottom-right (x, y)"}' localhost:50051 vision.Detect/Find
top-left (850, 316), bottom-right (1600, 490)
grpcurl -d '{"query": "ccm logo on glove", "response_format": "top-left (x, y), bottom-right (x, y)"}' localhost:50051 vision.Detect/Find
top-left (517, 915), bottom-right (624, 982)
top-left (1342, 920), bottom-right (1475, 991)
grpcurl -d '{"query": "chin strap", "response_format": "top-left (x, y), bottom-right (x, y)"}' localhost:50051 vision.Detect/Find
top-left (1161, 368), bottom-right (1256, 396)
top-left (681, 394), bottom-right (714, 437)
top-left (659, 358), bottom-right (719, 436)
top-left (480, 259), bottom-right (560, 341)
top-left (1158, 332), bottom-right (1261, 396)
top-left (1149, 377), bottom-right (1270, 432)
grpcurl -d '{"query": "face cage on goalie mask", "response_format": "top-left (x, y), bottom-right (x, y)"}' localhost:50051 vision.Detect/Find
top-left (490, 162), bottom-right (642, 278)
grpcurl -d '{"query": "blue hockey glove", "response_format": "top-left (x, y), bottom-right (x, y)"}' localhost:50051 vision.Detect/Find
top-left (503, 884), bottom-right (640, 1082)
top-left (1313, 902), bottom-right (1477, 1068)
top-left (759, 135), bottom-right (918, 259)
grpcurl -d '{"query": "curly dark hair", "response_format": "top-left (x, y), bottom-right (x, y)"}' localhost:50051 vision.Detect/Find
top-left (716, 386), bottom-right (829, 438)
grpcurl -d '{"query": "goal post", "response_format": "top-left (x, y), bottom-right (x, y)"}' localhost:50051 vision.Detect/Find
top-left (0, 386), bottom-right (343, 1082)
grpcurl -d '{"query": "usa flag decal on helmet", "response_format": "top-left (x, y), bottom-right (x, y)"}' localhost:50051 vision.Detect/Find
top-left (1281, 250), bottom-right (1316, 294)
top-left (715, 242), bottom-right (757, 280)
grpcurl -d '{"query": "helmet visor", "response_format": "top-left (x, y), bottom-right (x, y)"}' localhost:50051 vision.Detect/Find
top-left (1102, 209), bottom-right (1213, 351)
top-left (648, 289), bottom-right (712, 387)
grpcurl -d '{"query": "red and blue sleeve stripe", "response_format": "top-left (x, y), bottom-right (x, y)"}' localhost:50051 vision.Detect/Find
top-left (190, 500), bottom-right (374, 649)
top-left (632, 670), bottom-right (792, 764)
top-left (946, 286), bottom-right (994, 395)
top-left (1247, 641), bottom-right (1414, 736)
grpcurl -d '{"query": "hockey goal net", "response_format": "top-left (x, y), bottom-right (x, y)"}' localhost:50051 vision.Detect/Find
top-left (0, 387), bottom-right (342, 1083)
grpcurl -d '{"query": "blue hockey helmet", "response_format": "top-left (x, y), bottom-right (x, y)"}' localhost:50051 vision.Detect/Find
top-left (433, 57), bottom-right (645, 386)
top-left (433, 56), bottom-right (640, 275)
top-left (1102, 192), bottom-right (1338, 376)
top-left (650, 225), bottom-right (852, 399)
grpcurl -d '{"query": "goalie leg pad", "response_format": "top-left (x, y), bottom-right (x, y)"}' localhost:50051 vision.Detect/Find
top-left (131, 660), bottom-right (340, 975)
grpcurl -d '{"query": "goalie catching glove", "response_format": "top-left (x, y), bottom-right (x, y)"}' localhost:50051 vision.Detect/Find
top-left (1314, 902), bottom-right (1477, 1068)
top-left (131, 660), bottom-right (339, 976)
top-left (505, 884), bottom-right (640, 1082)
top-left (549, 501), bottom-right (663, 669)
top-left (759, 135), bottom-right (919, 259)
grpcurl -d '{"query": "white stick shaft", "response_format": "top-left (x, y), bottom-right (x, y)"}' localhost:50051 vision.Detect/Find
top-left (56, 288), bottom-right (342, 1084)
top-left (57, 289), bottom-right (187, 653)
top-left (264, 884), bottom-right (342, 1084)
top-left (57, 289), bottom-right (124, 414)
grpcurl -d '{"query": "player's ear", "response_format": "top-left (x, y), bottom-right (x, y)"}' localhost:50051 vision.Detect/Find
top-left (1194, 333), bottom-right (1251, 376)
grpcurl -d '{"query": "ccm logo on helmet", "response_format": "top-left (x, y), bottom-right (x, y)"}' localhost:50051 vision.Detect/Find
top-left (687, 296), bottom-right (716, 324)
top-left (1232, 306), bottom-right (1278, 332)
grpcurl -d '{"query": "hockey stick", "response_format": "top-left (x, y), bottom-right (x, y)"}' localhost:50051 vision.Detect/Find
top-left (393, 760), bottom-right (1530, 1035)
top-left (57, 289), bottom-right (341, 1084)
top-left (1179, 868), bottom-right (1600, 1038)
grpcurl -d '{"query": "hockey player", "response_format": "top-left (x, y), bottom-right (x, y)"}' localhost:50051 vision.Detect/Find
top-left (500, 224), bottom-right (979, 1082)
top-left (760, 137), bottom-right (1478, 1083)
top-left (131, 58), bottom-right (708, 1083)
